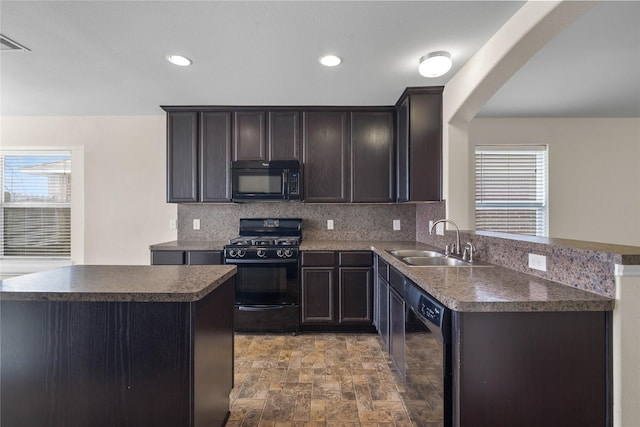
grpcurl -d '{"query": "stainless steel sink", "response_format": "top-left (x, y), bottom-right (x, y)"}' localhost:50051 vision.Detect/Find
top-left (387, 249), bottom-right (445, 258)
top-left (386, 249), bottom-right (494, 267)
top-left (403, 256), bottom-right (472, 266)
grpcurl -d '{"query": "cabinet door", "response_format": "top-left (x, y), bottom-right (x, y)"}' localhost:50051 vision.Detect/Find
top-left (339, 267), bottom-right (372, 324)
top-left (233, 111), bottom-right (266, 160)
top-left (268, 111), bottom-right (300, 161)
top-left (167, 112), bottom-right (198, 202)
top-left (396, 98), bottom-right (410, 202)
top-left (396, 88), bottom-right (443, 202)
top-left (302, 111), bottom-right (350, 202)
top-left (351, 111), bottom-right (395, 202)
top-left (301, 267), bottom-right (335, 324)
top-left (187, 250), bottom-right (222, 265)
top-left (150, 250), bottom-right (185, 265)
top-left (408, 91), bottom-right (442, 201)
top-left (201, 112), bottom-right (232, 202)
top-left (376, 274), bottom-right (390, 351)
top-left (389, 287), bottom-right (406, 380)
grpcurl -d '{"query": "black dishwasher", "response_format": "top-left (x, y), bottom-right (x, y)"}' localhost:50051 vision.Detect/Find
top-left (403, 279), bottom-right (453, 427)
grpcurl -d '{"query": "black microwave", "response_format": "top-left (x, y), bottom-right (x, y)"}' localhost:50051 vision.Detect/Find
top-left (231, 160), bottom-right (302, 201)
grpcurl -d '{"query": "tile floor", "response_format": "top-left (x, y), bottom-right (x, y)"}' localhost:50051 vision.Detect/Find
top-left (228, 333), bottom-right (443, 427)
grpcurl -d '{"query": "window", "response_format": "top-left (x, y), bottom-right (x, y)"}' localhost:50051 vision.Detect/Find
top-left (1, 151), bottom-right (72, 258)
top-left (475, 146), bottom-right (547, 236)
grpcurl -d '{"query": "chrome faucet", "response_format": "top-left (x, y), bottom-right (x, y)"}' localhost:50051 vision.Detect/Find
top-left (429, 219), bottom-right (461, 256)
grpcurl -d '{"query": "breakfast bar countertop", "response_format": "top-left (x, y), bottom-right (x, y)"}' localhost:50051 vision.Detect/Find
top-left (0, 264), bottom-right (237, 302)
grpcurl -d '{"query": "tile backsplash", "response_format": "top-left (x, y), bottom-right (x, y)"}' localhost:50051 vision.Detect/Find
top-left (178, 203), bottom-right (417, 241)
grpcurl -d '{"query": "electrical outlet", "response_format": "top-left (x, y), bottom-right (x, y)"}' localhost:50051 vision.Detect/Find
top-left (429, 220), bottom-right (434, 231)
top-left (169, 219), bottom-right (177, 230)
top-left (528, 253), bottom-right (547, 271)
top-left (393, 219), bottom-right (401, 231)
top-left (327, 219), bottom-right (334, 230)
top-left (436, 223), bottom-right (445, 236)
top-left (193, 219), bottom-right (201, 230)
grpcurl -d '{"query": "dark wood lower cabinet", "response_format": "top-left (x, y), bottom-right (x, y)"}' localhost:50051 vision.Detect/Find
top-left (0, 280), bottom-right (234, 427)
top-left (151, 250), bottom-right (222, 265)
top-left (300, 251), bottom-right (373, 330)
top-left (454, 310), bottom-right (611, 427)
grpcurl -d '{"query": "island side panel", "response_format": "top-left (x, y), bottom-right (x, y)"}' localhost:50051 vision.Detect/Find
top-left (1, 299), bottom-right (193, 427)
top-left (193, 277), bottom-right (234, 427)
top-left (453, 311), bottom-right (611, 427)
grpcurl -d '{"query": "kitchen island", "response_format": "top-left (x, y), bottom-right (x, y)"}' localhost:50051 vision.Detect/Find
top-left (0, 265), bottom-right (236, 427)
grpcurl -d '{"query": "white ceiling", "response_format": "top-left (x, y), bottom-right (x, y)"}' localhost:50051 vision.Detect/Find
top-left (1, 1), bottom-right (638, 117)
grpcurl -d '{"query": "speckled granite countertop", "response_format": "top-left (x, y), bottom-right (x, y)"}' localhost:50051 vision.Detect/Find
top-left (300, 240), bottom-right (614, 313)
top-left (0, 265), bottom-right (236, 302)
top-left (150, 240), bottom-right (228, 251)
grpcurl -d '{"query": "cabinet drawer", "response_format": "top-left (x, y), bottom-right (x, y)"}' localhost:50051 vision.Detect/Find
top-left (339, 251), bottom-right (372, 267)
top-left (187, 251), bottom-right (222, 265)
top-left (376, 256), bottom-right (389, 281)
top-left (389, 267), bottom-right (405, 296)
top-left (151, 250), bottom-right (185, 265)
top-left (301, 251), bottom-right (335, 267)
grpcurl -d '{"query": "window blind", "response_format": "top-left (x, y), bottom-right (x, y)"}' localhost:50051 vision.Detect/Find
top-left (1, 151), bottom-right (72, 257)
top-left (475, 146), bottom-right (547, 236)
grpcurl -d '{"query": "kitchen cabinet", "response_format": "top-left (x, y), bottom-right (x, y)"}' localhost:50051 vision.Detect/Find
top-left (300, 251), bottom-right (373, 330)
top-left (302, 111), bottom-right (350, 202)
top-left (164, 109), bottom-right (232, 203)
top-left (268, 111), bottom-right (301, 161)
top-left (396, 86), bottom-right (443, 202)
top-left (374, 261), bottom-right (611, 427)
top-left (233, 110), bottom-right (301, 161)
top-left (0, 267), bottom-right (235, 427)
top-left (388, 267), bottom-right (406, 379)
top-left (233, 111), bottom-right (265, 161)
top-left (167, 111), bottom-right (199, 202)
top-left (151, 250), bottom-right (222, 265)
top-left (454, 310), bottom-right (610, 426)
top-left (374, 255), bottom-right (390, 351)
top-left (351, 111), bottom-right (395, 202)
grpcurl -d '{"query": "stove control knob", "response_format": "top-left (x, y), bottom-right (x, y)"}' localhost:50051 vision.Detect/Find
top-left (237, 249), bottom-right (246, 258)
top-left (257, 249), bottom-right (267, 258)
top-left (276, 249), bottom-right (284, 258)
top-left (284, 249), bottom-right (293, 258)
top-left (228, 249), bottom-right (237, 258)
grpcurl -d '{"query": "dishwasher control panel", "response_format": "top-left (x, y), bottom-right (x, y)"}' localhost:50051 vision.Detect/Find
top-left (418, 294), bottom-right (444, 328)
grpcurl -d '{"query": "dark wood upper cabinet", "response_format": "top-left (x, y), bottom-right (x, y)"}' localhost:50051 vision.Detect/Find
top-left (303, 111), bottom-right (350, 203)
top-left (233, 111), bottom-right (266, 161)
top-left (201, 112), bottom-right (232, 202)
top-left (165, 109), bottom-right (232, 203)
top-left (351, 111), bottom-right (395, 202)
top-left (396, 86), bottom-right (443, 202)
top-left (269, 111), bottom-right (300, 161)
top-left (167, 112), bottom-right (198, 202)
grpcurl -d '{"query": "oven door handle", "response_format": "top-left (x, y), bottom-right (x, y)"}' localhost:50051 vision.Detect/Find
top-left (237, 305), bottom-right (286, 312)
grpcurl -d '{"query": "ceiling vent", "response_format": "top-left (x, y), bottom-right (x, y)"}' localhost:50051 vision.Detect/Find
top-left (0, 34), bottom-right (30, 52)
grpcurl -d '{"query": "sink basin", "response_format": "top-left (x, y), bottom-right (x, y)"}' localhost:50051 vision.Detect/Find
top-left (403, 256), bottom-right (472, 266)
top-left (387, 249), bottom-right (445, 258)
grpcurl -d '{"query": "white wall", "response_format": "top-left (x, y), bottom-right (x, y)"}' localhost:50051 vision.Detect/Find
top-left (470, 118), bottom-right (640, 246)
top-left (1, 116), bottom-right (177, 265)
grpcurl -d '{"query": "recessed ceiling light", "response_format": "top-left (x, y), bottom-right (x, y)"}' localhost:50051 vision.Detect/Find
top-left (319, 54), bottom-right (342, 67)
top-left (166, 54), bottom-right (192, 67)
top-left (418, 51), bottom-right (452, 78)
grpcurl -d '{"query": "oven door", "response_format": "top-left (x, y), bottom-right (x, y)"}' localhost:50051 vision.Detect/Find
top-left (228, 260), bottom-right (300, 333)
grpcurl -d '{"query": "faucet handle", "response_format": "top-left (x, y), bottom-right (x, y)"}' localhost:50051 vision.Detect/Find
top-left (463, 241), bottom-right (476, 262)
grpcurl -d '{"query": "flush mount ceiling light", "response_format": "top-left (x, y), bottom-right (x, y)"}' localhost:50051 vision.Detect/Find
top-left (418, 51), bottom-right (452, 78)
top-left (166, 54), bottom-right (192, 67)
top-left (319, 54), bottom-right (342, 67)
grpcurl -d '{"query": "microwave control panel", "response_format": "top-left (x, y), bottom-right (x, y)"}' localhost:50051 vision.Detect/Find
top-left (288, 171), bottom-right (300, 196)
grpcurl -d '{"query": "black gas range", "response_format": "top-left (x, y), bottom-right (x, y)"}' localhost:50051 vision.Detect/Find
top-left (224, 218), bottom-right (302, 334)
